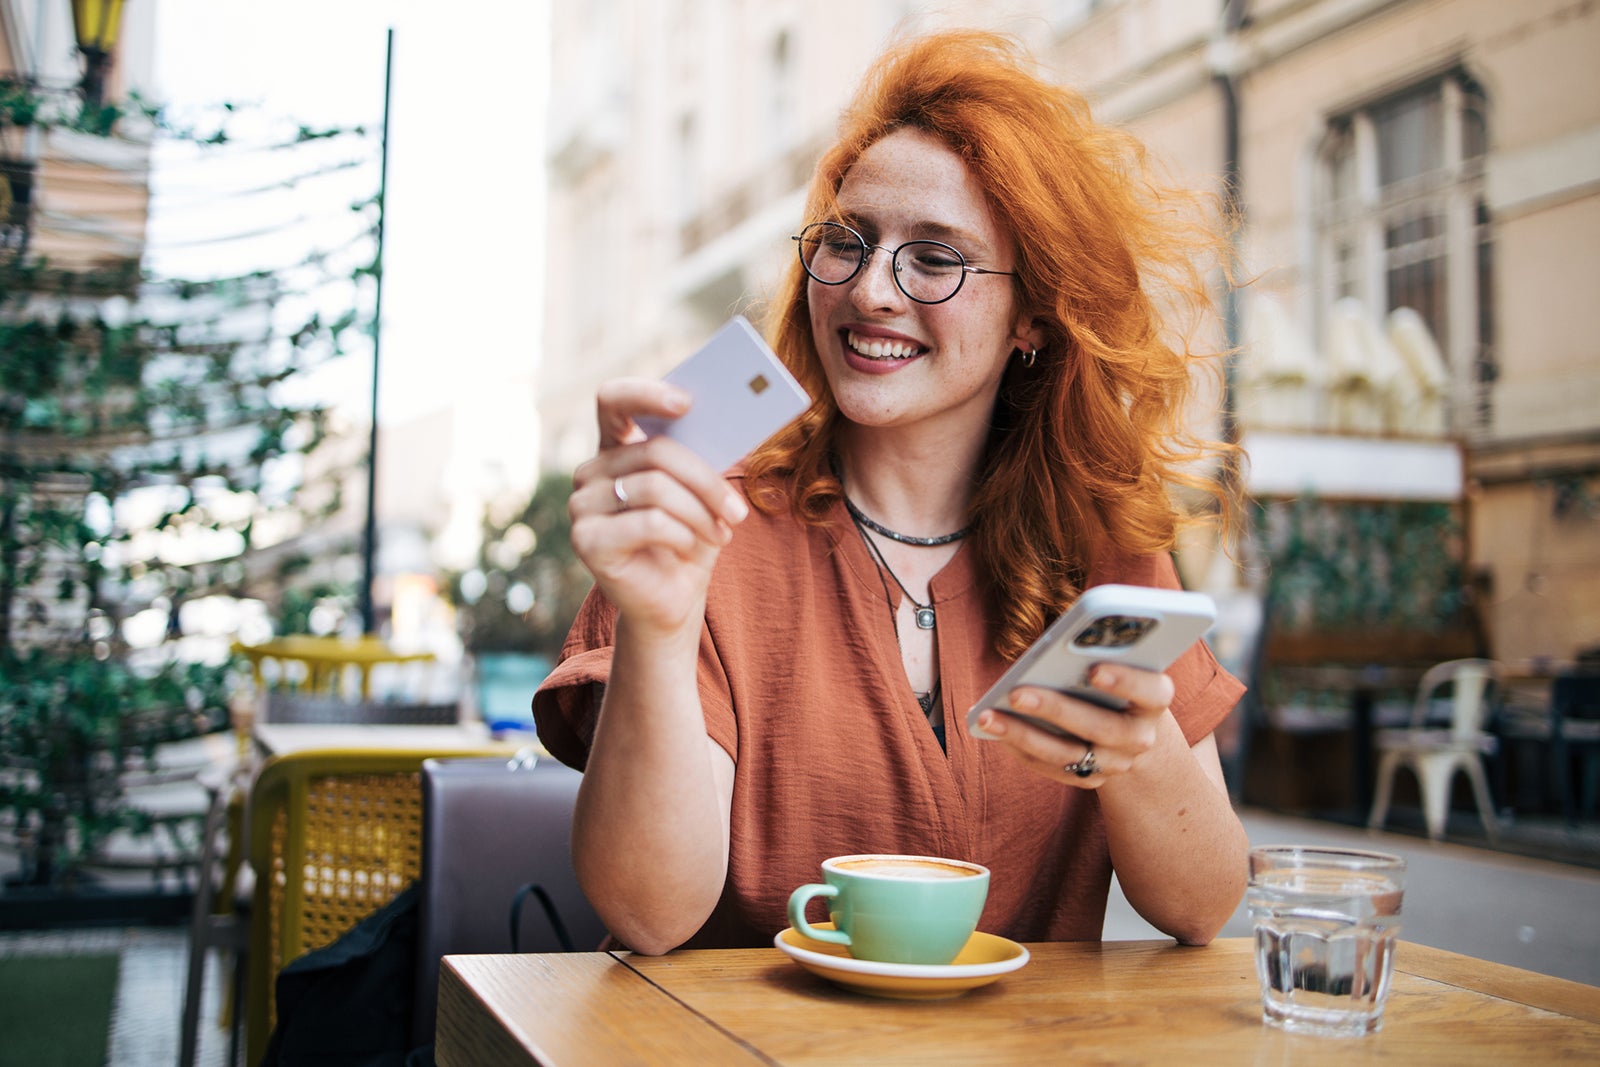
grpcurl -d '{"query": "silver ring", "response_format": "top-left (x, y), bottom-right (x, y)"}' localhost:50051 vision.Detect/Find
top-left (1066, 745), bottom-right (1097, 779)
top-left (613, 477), bottom-right (631, 512)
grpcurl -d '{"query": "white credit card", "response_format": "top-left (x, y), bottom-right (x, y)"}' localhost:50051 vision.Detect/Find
top-left (634, 316), bottom-right (811, 474)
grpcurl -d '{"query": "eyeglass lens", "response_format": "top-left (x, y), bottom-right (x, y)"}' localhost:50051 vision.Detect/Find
top-left (795, 222), bottom-right (968, 304)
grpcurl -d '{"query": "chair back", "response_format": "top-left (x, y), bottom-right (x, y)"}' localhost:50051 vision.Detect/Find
top-left (412, 753), bottom-right (607, 1048)
top-left (1412, 658), bottom-right (1500, 740)
top-left (244, 744), bottom-right (507, 1067)
top-left (1551, 672), bottom-right (1600, 730)
top-left (263, 691), bottom-right (461, 725)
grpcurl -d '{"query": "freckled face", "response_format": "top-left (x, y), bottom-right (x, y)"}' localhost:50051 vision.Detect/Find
top-left (807, 127), bottom-right (1033, 439)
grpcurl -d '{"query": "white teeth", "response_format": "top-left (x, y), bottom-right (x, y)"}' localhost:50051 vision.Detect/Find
top-left (846, 330), bottom-right (921, 360)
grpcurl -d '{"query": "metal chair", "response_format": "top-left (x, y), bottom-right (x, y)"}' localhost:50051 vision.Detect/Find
top-left (241, 748), bottom-right (446, 1066)
top-left (173, 740), bottom-right (505, 1067)
top-left (1368, 658), bottom-right (1501, 840)
top-left (233, 635), bottom-right (436, 700)
top-left (177, 766), bottom-right (249, 1067)
top-left (177, 697), bottom-right (463, 1067)
top-left (1550, 671), bottom-right (1600, 823)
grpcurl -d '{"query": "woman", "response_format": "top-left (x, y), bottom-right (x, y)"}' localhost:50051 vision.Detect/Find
top-left (533, 30), bottom-right (1248, 956)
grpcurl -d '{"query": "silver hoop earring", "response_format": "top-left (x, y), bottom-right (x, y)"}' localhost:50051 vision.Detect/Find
top-left (1019, 347), bottom-right (1038, 369)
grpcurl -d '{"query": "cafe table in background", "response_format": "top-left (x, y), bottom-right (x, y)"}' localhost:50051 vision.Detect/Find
top-left (435, 938), bottom-right (1600, 1065)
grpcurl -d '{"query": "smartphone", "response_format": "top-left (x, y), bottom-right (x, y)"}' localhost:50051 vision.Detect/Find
top-left (965, 584), bottom-right (1217, 740)
top-left (633, 316), bottom-right (811, 474)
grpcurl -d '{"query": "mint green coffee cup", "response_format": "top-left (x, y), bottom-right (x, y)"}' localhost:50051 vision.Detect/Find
top-left (787, 854), bottom-right (990, 965)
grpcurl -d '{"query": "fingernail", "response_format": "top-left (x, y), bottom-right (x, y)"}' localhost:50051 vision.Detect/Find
top-left (724, 493), bottom-right (748, 522)
top-left (1090, 667), bottom-right (1112, 689)
top-left (665, 387), bottom-right (692, 413)
top-left (1010, 690), bottom-right (1039, 712)
top-left (980, 711), bottom-right (1004, 735)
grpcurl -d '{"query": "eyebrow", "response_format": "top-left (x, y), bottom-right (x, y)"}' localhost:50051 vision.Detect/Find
top-left (836, 210), bottom-right (994, 258)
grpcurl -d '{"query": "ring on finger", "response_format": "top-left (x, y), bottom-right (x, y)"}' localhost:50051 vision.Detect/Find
top-left (612, 477), bottom-right (631, 513)
top-left (1065, 744), bottom-right (1097, 779)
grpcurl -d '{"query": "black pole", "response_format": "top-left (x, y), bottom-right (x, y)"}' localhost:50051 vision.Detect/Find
top-left (1217, 0), bottom-right (1246, 457)
top-left (361, 27), bottom-right (394, 636)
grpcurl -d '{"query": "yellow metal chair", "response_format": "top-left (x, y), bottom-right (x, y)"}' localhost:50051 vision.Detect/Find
top-left (242, 746), bottom-right (504, 1067)
top-left (234, 635), bottom-right (436, 700)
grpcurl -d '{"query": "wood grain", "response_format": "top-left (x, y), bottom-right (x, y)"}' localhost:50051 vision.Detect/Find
top-left (435, 954), bottom-right (768, 1067)
top-left (438, 938), bottom-right (1600, 1066)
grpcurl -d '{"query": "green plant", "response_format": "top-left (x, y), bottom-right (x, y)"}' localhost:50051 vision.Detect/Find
top-left (452, 472), bottom-right (592, 659)
top-left (1255, 495), bottom-right (1468, 633)
top-left (0, 652), bottom-right (229, 886)
top-left (0, 94), bottom-right (375, 887)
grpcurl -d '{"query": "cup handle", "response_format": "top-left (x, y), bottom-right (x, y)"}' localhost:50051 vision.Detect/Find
top-left (788, 883), bottom-right (849, 946)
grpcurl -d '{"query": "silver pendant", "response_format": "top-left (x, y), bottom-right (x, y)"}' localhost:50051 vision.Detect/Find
top-left (915, 606), bottom-right (936, 630)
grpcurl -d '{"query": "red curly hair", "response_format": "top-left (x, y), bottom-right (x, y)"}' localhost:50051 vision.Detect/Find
top-left (744, 29), bottom-right (1237, 660)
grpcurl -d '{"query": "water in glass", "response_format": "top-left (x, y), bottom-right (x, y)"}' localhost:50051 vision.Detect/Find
top-left (1248, 848), bottom-right (1405, 1037)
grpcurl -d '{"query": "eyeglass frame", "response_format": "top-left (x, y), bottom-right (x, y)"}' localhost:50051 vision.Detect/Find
top-left (791, 220), bottom-right (1017, 305)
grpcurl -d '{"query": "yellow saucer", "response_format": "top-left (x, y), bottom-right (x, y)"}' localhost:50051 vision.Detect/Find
top-left (774, 924), bottom-right (1029, 1000)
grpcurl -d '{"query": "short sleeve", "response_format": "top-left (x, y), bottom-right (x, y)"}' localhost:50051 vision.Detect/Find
top-left (532, 585), bottom-right (740, 771)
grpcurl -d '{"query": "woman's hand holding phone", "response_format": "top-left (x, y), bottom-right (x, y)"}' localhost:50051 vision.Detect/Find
top-left (966, 585), bottom-right (1216, 786)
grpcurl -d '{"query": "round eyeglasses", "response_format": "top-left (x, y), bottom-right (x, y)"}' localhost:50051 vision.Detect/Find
top-left (792, 221), bottom-right (1015, 305)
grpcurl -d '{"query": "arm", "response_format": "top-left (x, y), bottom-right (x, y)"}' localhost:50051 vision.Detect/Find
top-left (971, 665), bottom-right (1248, 945)
top-left (565, 379), bottom-right (748, 954)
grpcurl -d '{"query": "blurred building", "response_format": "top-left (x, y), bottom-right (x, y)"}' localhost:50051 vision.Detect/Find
top-left (1, 0), bottom-right (158, 647)
top-left (539, 0), bottom-right (1599, 665)
top-left (0, 0), bottom-right (155, 270)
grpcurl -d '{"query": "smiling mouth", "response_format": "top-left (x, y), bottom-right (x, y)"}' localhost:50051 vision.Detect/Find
top-left (844, 329), bottom-right (925, 361)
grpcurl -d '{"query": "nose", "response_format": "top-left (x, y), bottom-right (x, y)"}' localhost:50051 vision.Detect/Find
top-left (850, 244), bottom-right (906, 310)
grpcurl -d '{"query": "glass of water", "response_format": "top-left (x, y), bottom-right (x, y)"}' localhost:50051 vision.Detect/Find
top-left (1248, 845), bottom-right (1406, 1037)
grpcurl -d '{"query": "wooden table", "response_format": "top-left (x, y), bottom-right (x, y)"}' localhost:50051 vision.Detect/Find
top-left (435, 938), bottom-right (1600, 1065)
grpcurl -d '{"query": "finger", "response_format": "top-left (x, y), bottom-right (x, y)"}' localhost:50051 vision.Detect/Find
top-left (595, 378), bottom-right (691, 449)
top-left (575, 430), bottom-right (749, 531)
top-left (982, 687), bottom-right (1153, 762)
top-left (974, 709), bottom-right (1110, 787)
top-left (570, 494), bottom-right (714, 576)
top-left (1084, 663), bottom-right (1175, 718)
top-left (600, 467), bottom-right (736, 547)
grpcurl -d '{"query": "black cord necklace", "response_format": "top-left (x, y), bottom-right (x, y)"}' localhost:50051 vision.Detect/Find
top-left (851, 512), bottom-right (939, 631)
top-left (841, 493), bottom-right (974, 547)
top-left (830, 454), bottom-right (974, 547)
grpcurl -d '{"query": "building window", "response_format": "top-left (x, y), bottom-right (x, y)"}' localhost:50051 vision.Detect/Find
top-left (766, 29), bottom-right (796, 158)
top-left (1317, 70), bottom-right (1492, 432)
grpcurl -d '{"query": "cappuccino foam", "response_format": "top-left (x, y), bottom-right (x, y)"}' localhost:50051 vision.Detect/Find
top-left (836, 858), bottom-right (977, 879)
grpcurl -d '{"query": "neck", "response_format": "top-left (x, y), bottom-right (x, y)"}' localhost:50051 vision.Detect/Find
top-left (835, 424), bottom-right (985, 538)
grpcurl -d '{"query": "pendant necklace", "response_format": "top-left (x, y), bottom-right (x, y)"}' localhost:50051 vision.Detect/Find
top-left (851, 511), bottom-right (939, 631)
top-left (853, 514), bottom-right (944, 724)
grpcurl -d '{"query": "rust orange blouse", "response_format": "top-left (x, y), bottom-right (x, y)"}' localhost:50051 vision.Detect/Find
top-left (533, 481), bottom-right (1244, 949)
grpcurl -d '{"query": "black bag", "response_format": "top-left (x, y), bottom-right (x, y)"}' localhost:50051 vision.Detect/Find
top-left (259, 882), bottom-right (424, 1067)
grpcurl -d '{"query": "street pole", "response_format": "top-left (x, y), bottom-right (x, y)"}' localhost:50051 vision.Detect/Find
top-left (361, 27), bottom-right (394, 636)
